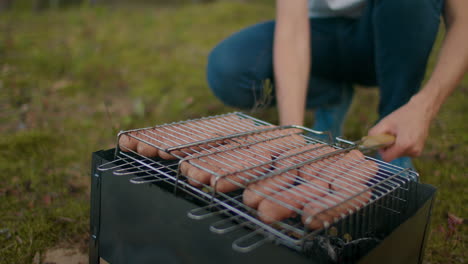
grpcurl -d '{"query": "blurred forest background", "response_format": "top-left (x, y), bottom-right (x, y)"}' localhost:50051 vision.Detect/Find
top-left (0, 0), bottom-right (466, 263)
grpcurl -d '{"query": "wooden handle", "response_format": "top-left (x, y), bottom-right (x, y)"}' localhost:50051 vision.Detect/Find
top-left (361, 134), bottom-right (396, 149)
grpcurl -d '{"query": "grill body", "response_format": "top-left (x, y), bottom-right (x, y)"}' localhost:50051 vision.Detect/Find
top-left (90, 149), bottom-right (436, 264)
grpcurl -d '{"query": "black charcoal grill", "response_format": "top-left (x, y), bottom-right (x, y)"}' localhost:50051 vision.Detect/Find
top-left (90, 112), bottom-right (436, 264)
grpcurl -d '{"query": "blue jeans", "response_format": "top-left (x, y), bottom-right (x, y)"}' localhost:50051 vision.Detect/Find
top-left (206, 0), bottom-right (444, 168)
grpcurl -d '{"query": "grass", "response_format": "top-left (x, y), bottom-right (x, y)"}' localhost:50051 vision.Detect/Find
top-left (0, 2), bottom-right (466, 263)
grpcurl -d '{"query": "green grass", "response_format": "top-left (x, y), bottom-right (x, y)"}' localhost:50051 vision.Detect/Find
top-left (0, 2), bottom-right (466, 263)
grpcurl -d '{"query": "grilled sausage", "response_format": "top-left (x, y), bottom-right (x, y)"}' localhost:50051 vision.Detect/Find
top-left (257, 179), bottom-right (330, 224)
top-left (301, 190), bottom-right (372, 230)
top-left (243, 143), bottom-right (325, 209)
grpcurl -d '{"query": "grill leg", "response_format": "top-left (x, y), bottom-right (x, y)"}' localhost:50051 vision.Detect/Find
top-left (89, 236), bottom-right (100, 264)
top-left (90, 151), bottom-right (104, 264)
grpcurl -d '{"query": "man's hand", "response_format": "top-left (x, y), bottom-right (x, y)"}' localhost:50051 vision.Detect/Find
top-left (368, 95), bottom-right (433, 162)
top-left (369, 0), bottom-right (468, 162)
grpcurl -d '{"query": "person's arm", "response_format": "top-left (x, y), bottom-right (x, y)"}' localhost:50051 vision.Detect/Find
top-left (368, 0), bottom-right (468, 162)
top-left (274, 0), bottom-right (310, 126)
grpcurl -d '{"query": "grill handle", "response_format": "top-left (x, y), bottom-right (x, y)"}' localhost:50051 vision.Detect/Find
top-left (360, 134), bottom-right (396, 149)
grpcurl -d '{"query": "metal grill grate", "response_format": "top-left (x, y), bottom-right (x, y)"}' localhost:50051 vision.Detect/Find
top-left (98, 112), bottom-right (418, 253)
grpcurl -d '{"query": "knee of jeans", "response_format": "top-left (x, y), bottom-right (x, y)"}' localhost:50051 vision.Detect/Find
top-left (206, 46), bottom-right (254, 109)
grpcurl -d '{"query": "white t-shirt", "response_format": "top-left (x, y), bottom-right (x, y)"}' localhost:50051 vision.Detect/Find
top-left (309, 0), bottom-right (367, 18)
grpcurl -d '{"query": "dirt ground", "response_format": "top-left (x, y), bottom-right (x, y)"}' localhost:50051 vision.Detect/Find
top-left (40, 247), bottom-right (87, 264)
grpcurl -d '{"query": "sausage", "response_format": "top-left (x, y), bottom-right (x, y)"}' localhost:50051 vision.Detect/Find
top-left (136, 126), bottom-right (198, 158)
top-left (301, 153), bottom-right (375, 229)
top-left (241, 128), bottom-right (306, 153)
top-left (118, 131), bottom-right (140, 152)
top-left (180, 144), bottom-right (234, 187)
top-left (138, 116), bottom-right (266, 159)
top-left (194, 115), bottom-right (268, 138)
top-left (168, 121), bottom-right (273, 159)
top-left (275, 144), bottom-right (334, 172)
top-left (157, 124), bottom-right (206, 159)
top-left (216, 115), bottom-right (260, 135)
top-left (131, 115), bottom-right (296, 159)
top-left (231, 126), bottom-right (305, 148)
top-left (298, 147), bottom-right (341, 182)
top-left (312, 149), bottom-right (366, 184)
top-left (330, 159), bottom-right (379, 196)
top-left (301, 190), bottom-right (372, 230)
top-left (181, 129), bottom-right (300, 189)
top-left (246, 130), bottom-right (306, 158)
top-left (256, 150), bottom-right (372, 225)
top-left (243, 143), bottom-right (325, 209)
top-left (257, 179), bottom-right (330, 224)
top-left (210, 147), bottom-right (272, 192)
top-left (181, 129), bottom-right (302, 191)
top-left (242, 171), bottom-right (296, 209)
top-left (135, 129), bottom-right (163, 157)
top-left (211, 130), bottom-right (308, 193)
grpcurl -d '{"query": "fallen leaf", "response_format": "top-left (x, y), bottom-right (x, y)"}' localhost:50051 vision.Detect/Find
top-left (43, 194), bottom-right (52, 206)
top-left (51, 79), bottom-right (72, 91)
top-left (445, 212), bottom-right (465, 239)
top-left (448, 213), bottom-right (464, 226)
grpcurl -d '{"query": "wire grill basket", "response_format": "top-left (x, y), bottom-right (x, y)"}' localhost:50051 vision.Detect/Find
top-left (98, 112), bottom-right (418, 253)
